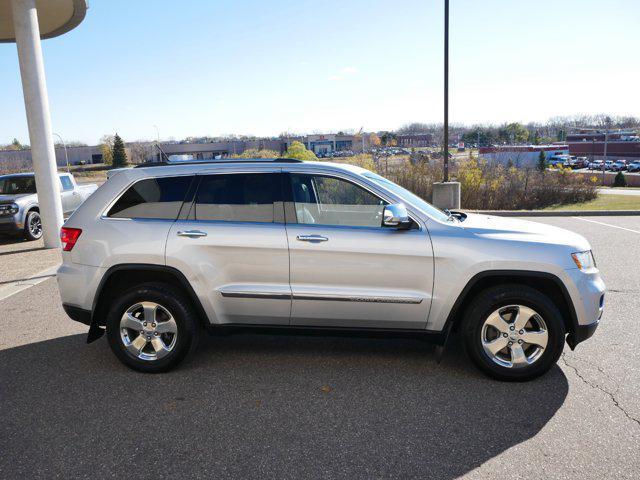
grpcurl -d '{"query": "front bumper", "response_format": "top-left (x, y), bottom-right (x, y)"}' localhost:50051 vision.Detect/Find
top-left (0, 214), bottom-right (22, 235)
top-left (563, 267), bottom-right (605, 349)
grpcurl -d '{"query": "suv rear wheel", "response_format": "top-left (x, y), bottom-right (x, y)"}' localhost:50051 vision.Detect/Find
top-left (106, 283), bottom-right (200, 373)
top-left (461, 284), bottom-right (566, 381)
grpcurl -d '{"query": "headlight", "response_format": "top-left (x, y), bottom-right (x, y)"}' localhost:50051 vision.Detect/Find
top-left (0, 203), bottom-right (19, 215)
top-left (571, 250), bottom-right (596, 270)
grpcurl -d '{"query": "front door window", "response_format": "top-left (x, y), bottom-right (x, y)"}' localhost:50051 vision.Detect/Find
top-left (290, 174), bottom-right (386, 228)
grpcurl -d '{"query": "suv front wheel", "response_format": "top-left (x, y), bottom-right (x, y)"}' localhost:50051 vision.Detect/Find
top-left (461, 285), bottom-right (566, 381)
top-left (106, 283), bottom-right (200, 373)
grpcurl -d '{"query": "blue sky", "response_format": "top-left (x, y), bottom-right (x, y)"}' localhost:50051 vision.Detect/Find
top-left (1, 0), bottom-right (638, 145)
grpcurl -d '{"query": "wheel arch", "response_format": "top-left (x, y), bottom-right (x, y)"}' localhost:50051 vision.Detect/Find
top-left (90, 264), bottom-right (209, 336)
top-left (23, 204), bottom-right (39, 223)
top-left (445, 270), bottom-right (578, 337)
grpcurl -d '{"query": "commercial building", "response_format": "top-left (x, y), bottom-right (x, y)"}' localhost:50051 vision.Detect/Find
top-left (396, 133), bottom-right (434, 148)
top-left (479, 145), bottom-right (569, 168)
top-left (566, 131), bottom-right (640, 160)
top-left (0, 139), bottom-right (287, 168)
top-left (300, 134), bottom-right (357, 155)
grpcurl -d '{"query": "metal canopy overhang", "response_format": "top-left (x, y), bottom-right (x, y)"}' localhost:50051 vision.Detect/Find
top-left (0, 0), bottom-right (87, 43)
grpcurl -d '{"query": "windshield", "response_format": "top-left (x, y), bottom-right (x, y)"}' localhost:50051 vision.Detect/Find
top-left (362, 172), bottom-right (450, 222)
top-left (0, 176), bottom-right (36, 195)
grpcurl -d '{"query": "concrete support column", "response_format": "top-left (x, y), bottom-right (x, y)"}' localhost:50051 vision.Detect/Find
top-left (12, 0), bottom-right (63, 248)
top-left (432, 181), bottom-right (461, 210)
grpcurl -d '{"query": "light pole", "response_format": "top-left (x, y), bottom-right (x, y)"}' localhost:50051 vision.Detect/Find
top-left (602, 131), bottom-right (608, 186)
top-left (153, 125), bottom-right (160, 161)
top-left (431, 0), bottom-right (460, 210)
top-left (443, 0), bottom-right (449, 181)
top-left (53, 132), bottom-right (70, 172)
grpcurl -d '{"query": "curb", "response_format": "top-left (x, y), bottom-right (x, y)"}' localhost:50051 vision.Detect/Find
top-left (464, 210), bottom-right (640, 217)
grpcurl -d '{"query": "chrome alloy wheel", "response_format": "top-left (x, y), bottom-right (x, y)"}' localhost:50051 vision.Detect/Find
top-left (481, 305), bottom-right (549, 369)
top-left (28, 212), bottom-right (42, 238)
top-left (119, 302), bottom-right (178, 361)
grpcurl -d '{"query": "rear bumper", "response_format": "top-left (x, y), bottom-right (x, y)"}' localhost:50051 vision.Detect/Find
top-left (62, 303), bottom-right (92, 326)
top-left (566, 320), bottom-right (598, 350)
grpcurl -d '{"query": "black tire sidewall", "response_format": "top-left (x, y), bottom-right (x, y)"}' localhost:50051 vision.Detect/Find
top-left (106, 283), bottom-right (199, 373)
top-left (462, 285), bottom-right (566, 381)
top-left (24, 211), bottom-right (42, 241)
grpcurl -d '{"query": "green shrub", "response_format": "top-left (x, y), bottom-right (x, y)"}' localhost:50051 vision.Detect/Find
top-left (613, 171), bottom-right (627, 187)
top-left (283, 141), bottom-right (317, 161)
top-left (231, 148), bottom-right (280, 159)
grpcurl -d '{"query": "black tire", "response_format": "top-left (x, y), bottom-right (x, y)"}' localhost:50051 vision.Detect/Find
top-left (461, 284), bottom-right (566, 382)
top-left (23, 210), bottom-right (42, 241)
top-left (106, 282), bottom-right (200, 373)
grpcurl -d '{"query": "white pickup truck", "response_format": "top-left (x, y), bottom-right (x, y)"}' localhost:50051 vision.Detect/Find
top-left (0, 172), bottom-right (98, 240)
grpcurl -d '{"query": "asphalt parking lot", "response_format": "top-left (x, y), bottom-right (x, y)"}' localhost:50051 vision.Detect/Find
top-left (0, 216), bottom-right (639, 479)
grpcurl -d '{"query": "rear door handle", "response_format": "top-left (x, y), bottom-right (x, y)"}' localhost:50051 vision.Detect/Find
top-left (296, 234), bottom-right (329, 242)
top-left (177, 230), bottom-right (207, 238)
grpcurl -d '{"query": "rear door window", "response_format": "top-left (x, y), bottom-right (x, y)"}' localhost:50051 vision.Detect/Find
top-left (191, 173), bottom-right (281, 223)
top-left (108, 176), bottom-right (193, 219)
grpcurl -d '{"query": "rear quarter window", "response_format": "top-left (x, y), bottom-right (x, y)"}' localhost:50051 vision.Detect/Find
top-left (60, 175), bottom-right (74, 191)
top-left (107, 176), bottom-right (193, 219)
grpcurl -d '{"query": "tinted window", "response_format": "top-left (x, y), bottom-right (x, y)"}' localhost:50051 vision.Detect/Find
top-left (0, 176), bottom-right (36, 194)
top-left (108, 176), bottom-right (192, 219)
top-left (60, 176), bottom-right (73, 191)
top-left (291, 174), bottom-right (385, 227)
top-left (193, 173), bottom-right (279, 223)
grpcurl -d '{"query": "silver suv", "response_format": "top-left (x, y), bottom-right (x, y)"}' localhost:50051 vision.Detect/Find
top-left (57, 159), bottom-right (605, 381)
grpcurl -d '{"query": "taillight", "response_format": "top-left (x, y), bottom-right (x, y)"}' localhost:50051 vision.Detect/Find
top-left (60, 227), bottom-right (82, 251)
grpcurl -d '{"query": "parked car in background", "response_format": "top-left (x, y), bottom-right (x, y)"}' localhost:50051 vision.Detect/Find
top-left (57, 158), bottom-right (604, 381)
top-left (568, 156), bottom-right (588, 169)
top-left (627, 161), bottom-right (640, 173)
top-left (611, 160), bottom-right (627, 172)
top-left (548, 156), bottom-right (569, 168)
top-left (0, 172), bottom-right (97, 240)
top-left (588, 160), bottom-right (604, 170)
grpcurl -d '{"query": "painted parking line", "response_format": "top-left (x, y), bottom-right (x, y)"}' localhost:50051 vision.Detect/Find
top-left (572, 217), bottom-right (640, 234)
top-left (0, 264), bottom-right (60, 302)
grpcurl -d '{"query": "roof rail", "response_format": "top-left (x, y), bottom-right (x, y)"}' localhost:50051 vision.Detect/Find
top-left (134, 158), bottom-right (303, 168)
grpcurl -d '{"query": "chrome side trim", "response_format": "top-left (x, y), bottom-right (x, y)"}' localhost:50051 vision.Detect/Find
top-left (292, 293), bottom-right (423, 304)
top-left (219, 290), bottom-right (423, 304)
top-left (220, 291), bottom-right (291, 300)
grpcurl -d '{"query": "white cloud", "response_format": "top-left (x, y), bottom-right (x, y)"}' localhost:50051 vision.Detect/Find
top-left (328, 66), bottom-right (358, 81)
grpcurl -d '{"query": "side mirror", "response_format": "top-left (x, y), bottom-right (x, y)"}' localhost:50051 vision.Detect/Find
top-left (382, 204), bottom-right (411, 229)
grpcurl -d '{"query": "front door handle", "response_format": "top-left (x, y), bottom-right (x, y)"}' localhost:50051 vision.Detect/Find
top-left (177, 230), bottom-right (207, 238)
top-left (296, 234), bottom-right (329, 242)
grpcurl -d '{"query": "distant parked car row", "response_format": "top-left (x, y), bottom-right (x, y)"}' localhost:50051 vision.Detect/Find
top-left (547, 155), bottom-right (588, 169)
top-left (370, 147), bottom-right (412, 156)
top-left (316, 150), bottom-right (356, 159)
top-left (587, 159), bottom-right (640, 172)
top-left (315, 147), bottom-right (413, 159)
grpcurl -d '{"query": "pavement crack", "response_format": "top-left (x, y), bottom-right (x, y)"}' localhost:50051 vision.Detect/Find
top-left (561, 353), bottom-right (640, 427)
